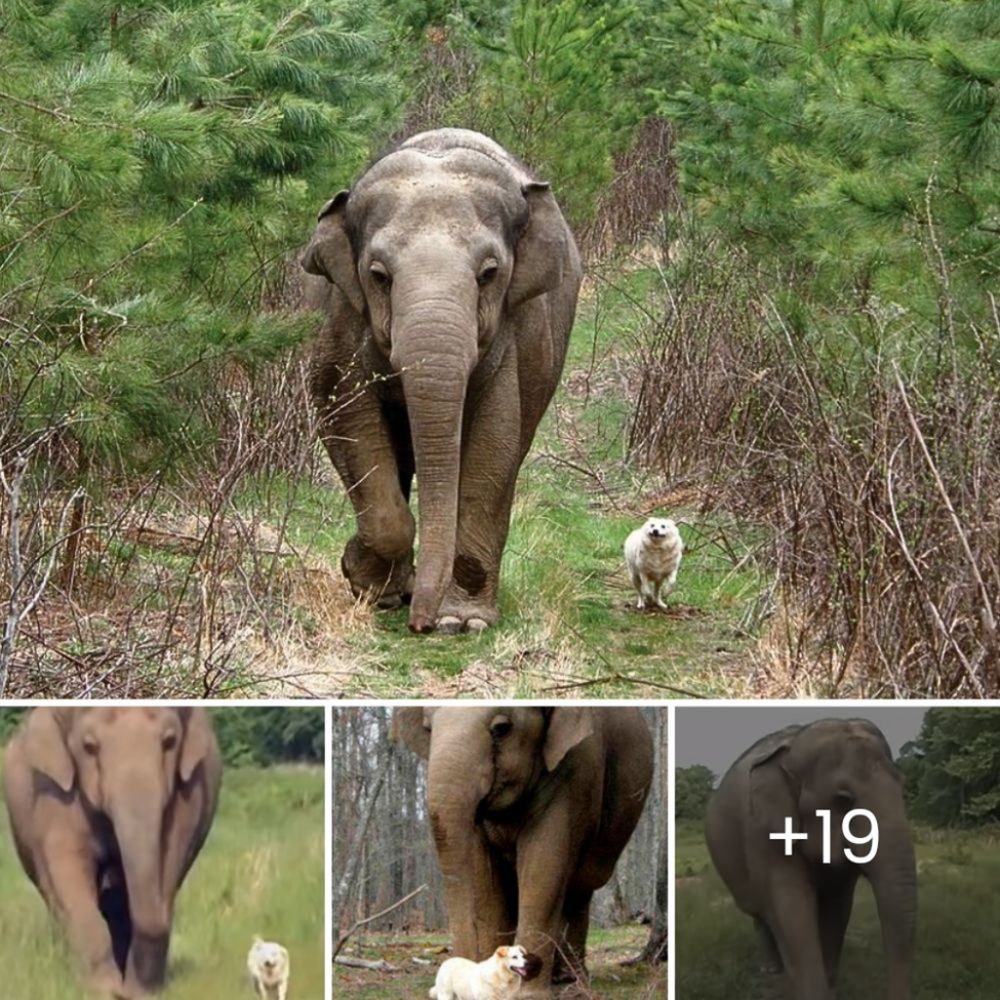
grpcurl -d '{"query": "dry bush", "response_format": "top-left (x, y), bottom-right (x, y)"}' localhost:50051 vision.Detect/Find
top-left (627, 231), bottom-right (1000, 696)
top-left (578, 116), bottom-right (679, 261)
top-left (0, 343), bottom-right (359, 697)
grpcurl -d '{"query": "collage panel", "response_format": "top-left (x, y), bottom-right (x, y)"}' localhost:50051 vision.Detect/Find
top-left (0, 705), bottom-right (326, 1000)
top-left (331, 706), bottom-right (667, 999)
top-left (674, 705), bottom-right (1000, 999)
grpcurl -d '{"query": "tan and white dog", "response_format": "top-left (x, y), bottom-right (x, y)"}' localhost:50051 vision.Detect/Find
top-left (624, 516), bottom-right (683, 610)
top-left (429, 945), bottom-right (541, 1000)
top-left (247, 937), bottom-right (290, 1000)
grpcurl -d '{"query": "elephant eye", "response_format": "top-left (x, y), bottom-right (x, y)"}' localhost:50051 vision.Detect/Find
top-left (490, 715), bottom-right (513, 738)
top-left (82, 734), bottom-right (99, 755)
top-left (162, 731), bottom-right (178, 751)
top-left (477, 262), bottom-right (499, 286)
top-left (369, 262), bottom-right (392, 288)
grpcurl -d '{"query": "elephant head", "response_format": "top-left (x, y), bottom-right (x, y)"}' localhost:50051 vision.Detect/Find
top-left (392, 706), bottom-right (594, 957)
top-left (303, 129), bottom-right (570, 632)
top-left (19, 707), bottom-right (217, 991)
top-left (747, 720), bottom-right (916, 1000)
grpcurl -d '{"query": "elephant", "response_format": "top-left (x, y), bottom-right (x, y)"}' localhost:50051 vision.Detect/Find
top-left (302, 127), bottom-right (582, 634)
top-left (705, 719), bottom-right (916, 1000)
top-left (392, 707), bottom-right (652, 995)
top-left (2, 707), bottom-right (222, 998)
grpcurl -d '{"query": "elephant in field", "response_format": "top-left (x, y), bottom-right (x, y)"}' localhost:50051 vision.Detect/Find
top-left (705, 719), bottom-right (916, 1000)
top-left (303, 128), bottom-right (582, 634)
top-left (392, 707), bottom-right (652, 995)
top-left (2, 707), bottom-right (222, 998)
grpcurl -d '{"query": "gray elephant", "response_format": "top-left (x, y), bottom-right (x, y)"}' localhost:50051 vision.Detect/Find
top-left (705, 719), bottom-right (916, 1000)
top-left (392, 707), bottom-right (652, 995)
top-left (303, 128), bottom-right (582, 634)
top-left (2, 707), bottom-right (222, 998)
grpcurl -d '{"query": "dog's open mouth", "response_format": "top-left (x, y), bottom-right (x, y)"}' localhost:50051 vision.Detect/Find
top-left (515, 954), bottom-right (544, 980)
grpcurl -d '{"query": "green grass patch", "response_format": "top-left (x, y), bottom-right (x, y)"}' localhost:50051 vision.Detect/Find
top-left (0, 763), bottom-right (325, 1000)
top-left (676, 824), bottom-right (1000, 999)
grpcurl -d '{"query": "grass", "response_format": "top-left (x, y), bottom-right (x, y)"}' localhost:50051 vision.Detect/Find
top-left (9, 259), bottom-right (769, 698)
top-left (261, 265), bottom-right (767, 697)
top-left (334, 926), bottom-right (665, 1000)
top-left (675, 820), bottom-right (1000, 999)
top-left (0, 761), bottom-right (325, 1000)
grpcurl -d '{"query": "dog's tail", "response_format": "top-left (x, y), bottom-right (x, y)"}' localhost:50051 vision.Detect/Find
top-left (428, 988), bottom-right (438, 1000)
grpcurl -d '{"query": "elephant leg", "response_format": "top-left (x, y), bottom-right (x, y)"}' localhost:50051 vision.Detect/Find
top-left (766, 874), bottom-right (831, 1000)
top-left (818, 878), bottom-right (856, 988)
top-left (41, 843), bottom-right (123, 994)
top-left (553, 889), bottom-right (592, 985)
top-left (754, 916), bottom-right (783, 974)
top-left (436, 351), bottom-right (521, 633)
top-left (514, 811), bottom-right (575, 997)
top-left (314, 362), bottom-right (416, 606)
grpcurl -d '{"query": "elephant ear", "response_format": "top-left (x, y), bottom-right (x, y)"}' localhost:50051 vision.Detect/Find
top-left (542, 708), bottom-right (594, 772)
top-left (746, 726), bottom-right (802, 822)
top-left (21, 709), bottom-right (75, 793)
top-left (301, 191), bottom-right (365, 314)
top-left (508, 182), bottom-right (570, 309)
top-left (179, 709), bottom-right (216, 783)
top-left (391, 707), bottom-right (432, 759)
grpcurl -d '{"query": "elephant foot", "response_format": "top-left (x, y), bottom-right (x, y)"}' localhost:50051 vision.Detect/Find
top-left (432, 588), bottom-right (498, 634)
top-left (341, 534), bottom-right (414, 608)
top-left (436, 615), bottom-right (490, 635)
top-left (551, 958), bottom-right (588, 986)
top-left (87, 967), bottom-right (126, 999)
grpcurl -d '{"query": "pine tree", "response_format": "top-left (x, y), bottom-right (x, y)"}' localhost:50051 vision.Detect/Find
top-left (0, 0), bottom-right (397, 491)
top-left (656, 0), bottom-right (1000, 321)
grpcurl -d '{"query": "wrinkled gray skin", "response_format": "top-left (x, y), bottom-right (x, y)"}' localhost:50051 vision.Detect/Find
top-left (706, 720), bottom-right (916, 1000)
top-left (392, 707), bottom-right (652, 996)
top-left (303, 128), bottom-right (582, 634)
top-left (2, 708), bottom-right (222, 999)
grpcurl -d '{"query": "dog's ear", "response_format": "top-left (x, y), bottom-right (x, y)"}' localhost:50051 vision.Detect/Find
top-left (497, 947), bottom-right (508, 958)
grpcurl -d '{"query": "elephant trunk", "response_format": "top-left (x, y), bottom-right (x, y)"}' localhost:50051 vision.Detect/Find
top-left (866, 812), bottom-right (916, 1000)
top-left (110, 776), bottom-right (171, 990)
top-left (426, 723), bottom-right (503, 958)
top-left (390, 270), bottom-right (479, 633)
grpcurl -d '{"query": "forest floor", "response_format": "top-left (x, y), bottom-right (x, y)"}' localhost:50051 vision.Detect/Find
top-left (12, 256), bottom-right (770, 698)
top-left (334, 926), bottom-right (666, 1000)
top-left (675, 820), bottom-right (1000, 999)
top-left (0, 762), bottom-right (326, 1000)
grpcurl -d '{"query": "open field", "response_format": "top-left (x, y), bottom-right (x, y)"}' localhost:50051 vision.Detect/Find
top-left (0, 762), bottom-right (325, 1000)
top-left (675, 820), bottom-right (1000, 999)
top-left (334, 926), bottom-right (665, 1000)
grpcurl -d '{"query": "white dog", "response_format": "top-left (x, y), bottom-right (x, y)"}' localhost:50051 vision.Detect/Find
top-left (624, 516), bottom-right (683, 610)
top-left (247, 937), bottom-right (290, 1000)
top-left (429, 945), bottom-right (539, 1000)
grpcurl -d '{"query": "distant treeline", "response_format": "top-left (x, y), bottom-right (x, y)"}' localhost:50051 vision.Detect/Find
top-left (676, 710), bottom-right (1000, 829)
top-left (0, 707), bottom-right (323, 766)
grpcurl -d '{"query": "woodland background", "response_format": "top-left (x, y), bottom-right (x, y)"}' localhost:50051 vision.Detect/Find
top-left (676, 708), bottom-right (1000, 999)
top-left (330, 706), bottom-right (668, 998)
top-left (1, 0), bottom-right (998, 697)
